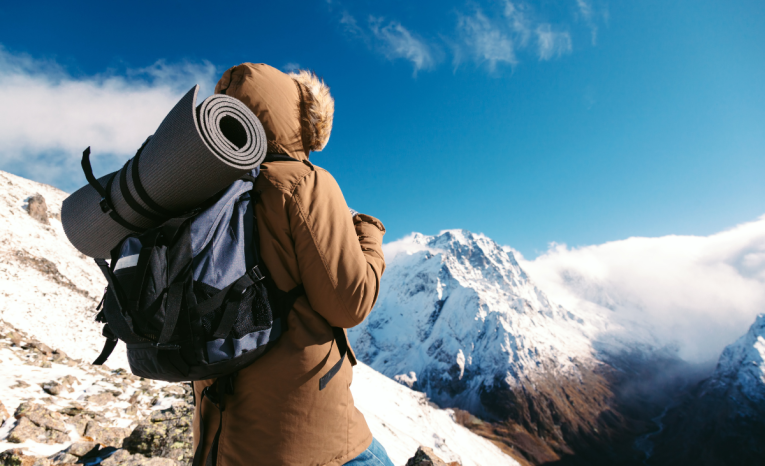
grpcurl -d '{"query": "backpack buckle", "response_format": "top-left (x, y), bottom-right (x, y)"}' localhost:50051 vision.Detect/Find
top-left (247, 266), bottom-right (265, 282)
top-left (99, 197), bottom-right (112, 213)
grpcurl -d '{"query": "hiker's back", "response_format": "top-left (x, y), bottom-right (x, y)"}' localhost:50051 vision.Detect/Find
top-left (193, 157), bottom-right (387, 466)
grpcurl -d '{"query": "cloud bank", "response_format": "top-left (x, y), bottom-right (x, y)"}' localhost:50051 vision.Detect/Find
top-left (0, 46), bottom-right (218, 191)
top-left (515, 215), bottom-right (765, 363)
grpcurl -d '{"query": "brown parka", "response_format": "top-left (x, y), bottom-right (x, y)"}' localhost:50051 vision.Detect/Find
top-left (192, 64), bottom-right (386, 466)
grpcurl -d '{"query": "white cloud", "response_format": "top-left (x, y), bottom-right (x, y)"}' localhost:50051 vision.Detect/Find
top-left (535, 24), bottom-right (572, 60)
top-left (503, 1), bottom-right (532, 47)
top-left (282, 62), bottom-right (302, 73)
top-left (0, 46), bottom-right (218, 191)
top-left (575, 0), bottom-right (599, 45)
top-left (369, 17), bottom-right (436, 74)
top-left (517, 215), bottom-right (765, 363)
top-left (456, 10), bottom-right (517, 71)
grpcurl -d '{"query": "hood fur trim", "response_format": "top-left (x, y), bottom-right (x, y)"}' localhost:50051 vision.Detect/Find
top-left (289, 70), bottom-right (334, 152)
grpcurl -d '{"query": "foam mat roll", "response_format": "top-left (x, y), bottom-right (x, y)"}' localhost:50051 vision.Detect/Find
top-left (62, 85), bottom-right (267, 258)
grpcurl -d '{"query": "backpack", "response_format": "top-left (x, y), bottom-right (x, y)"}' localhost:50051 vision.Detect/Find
top-left (84, 153), bottom-right (351, 465)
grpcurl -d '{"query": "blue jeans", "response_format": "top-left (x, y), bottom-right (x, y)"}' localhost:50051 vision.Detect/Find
top-left (344, 438), bottom-right (395, 466)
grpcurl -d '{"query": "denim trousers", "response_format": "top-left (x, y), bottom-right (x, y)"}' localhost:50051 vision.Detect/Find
top-left (343, 438), bottom-right (395, 466)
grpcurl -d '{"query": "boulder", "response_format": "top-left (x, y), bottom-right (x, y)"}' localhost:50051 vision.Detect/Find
top-left (0, 449), bottom-right (52, 466)
top-left (26, 193), bottom-right (50, 225)
top-left (405, 446), bottom-right (461, 466)
top-left (84, 420), bottom-right (131, 448)
top-left (123, 404), bottom-right (193, 464)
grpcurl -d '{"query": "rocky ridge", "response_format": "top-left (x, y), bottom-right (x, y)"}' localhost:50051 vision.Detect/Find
top-left (0, 319), bottom-right (194, 465)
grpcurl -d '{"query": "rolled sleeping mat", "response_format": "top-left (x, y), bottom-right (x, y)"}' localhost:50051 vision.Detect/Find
top-left (62, 85), bottom-right (267, 258)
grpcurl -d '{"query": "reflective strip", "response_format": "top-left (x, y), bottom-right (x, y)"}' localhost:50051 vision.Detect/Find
top-left (113, 254), bottom-right (139, 272)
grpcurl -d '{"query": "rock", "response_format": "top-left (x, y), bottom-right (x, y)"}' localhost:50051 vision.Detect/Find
top-left (123, 403), bottom-right (193, 464)
top-left (41, 381), bottom-right (63, 396)
top-left (8, 416), bottom-right (48, 443)
top-left (26, 193), bottom-right (50, 225)
top-left (51, 351), bottom-right (67, 364)
top-left (28, 341), bottom-right (53, 356)
top-left (160, 385), bottom-right (185, 397)
top-left (0, 399), bottom-right (9, 425)
top-left (15, 403), bottom-right (68, 432)
top-left (86, 392), bottom-right (116, 405)
top-left (64, 441), bottom-right (99, 457)
top-left (0, 449), bottom-right (52, 466)
top-left (48, 450), bottom-right (78, 464)
top-left (58, 375), bottom-right (78, 388)
top-left (9, 332), bottom-right (22, 347)
top-left (84, 420), bottom-right (131, 448)
top-left (101, 449), bottom-right (178, 466)
top-left (405, 446), bottom-right (459, 466)
top-left (11, 380), bottom-right (30, 389)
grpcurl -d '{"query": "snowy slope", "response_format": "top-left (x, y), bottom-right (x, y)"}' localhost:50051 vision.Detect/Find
top-left (710, 313), bottom-right (765, 403)
top-left (350, 231), bottom-right (611, 416)
top-left (0, 170), bottom-right (518, 466)
top-left (0, 169), bottom-right (129, 369)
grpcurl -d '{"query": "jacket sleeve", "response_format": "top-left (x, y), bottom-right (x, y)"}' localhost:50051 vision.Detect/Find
top-left (288, 166), bottom-right (386, 328)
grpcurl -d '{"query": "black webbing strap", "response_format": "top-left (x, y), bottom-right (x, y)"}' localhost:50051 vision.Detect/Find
top-left (81, 147), bottom-right (144, 233)
top-left (192, 373), bottom-right (237, 466)
top-left (319, 326), bottom-right (352, 391)
top-left (119, 159), bottom-right (167, 222)
top-left (158, 282), bottom-right (184, 344)
top-left (211, 275), bottom-right (255, 339)
top-left (131, 138), bottom-right (175, 218)
top-left (277, 284), bottom-right (304, 333)
top-left (263, 153), bottom-right (300, 163)
top-left (92, 325), bottom-right (118, 365)
top-left (94, 258), bottom-right (142, 344)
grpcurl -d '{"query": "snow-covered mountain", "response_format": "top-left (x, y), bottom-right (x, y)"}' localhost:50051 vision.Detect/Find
top-left (648, 314), bottom-right (765, 465)
top-left (349, 231), bottom-right (632, 461)
top-left (0, 170), bottom-right (518, 466)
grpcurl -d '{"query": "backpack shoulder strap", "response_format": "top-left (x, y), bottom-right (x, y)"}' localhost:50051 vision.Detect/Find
top-left (263, 153), bottom-right (300, 163)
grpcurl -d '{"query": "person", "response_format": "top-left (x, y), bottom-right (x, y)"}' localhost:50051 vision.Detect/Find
top-left (192, 63), bottom-right (393, 466)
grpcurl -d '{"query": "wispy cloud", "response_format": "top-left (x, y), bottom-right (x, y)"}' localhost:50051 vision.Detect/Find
top-left (369, 17), bottom-right (436, 74)
top-left (575, 0), bottom-right (599, 45)
top-left (282, 62), bottom-right (302, 73)
top-left (329, 1), bottom-right (600, 75)
top-left (535, 24), bottom-right (573, 61)
top-left (456, 10), bottom-right (517, 71)
top-left (0, 46), bottom-right (218, 191)
top-left (517, 215), bottom-right (765, 363)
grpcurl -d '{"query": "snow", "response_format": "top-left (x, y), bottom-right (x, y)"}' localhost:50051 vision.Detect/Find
top-left (0, 169), bottom-right (129, 369)
top-left (350, 230), bottom-right (612, 414)
top-left (710, 313), bottom-right (765, 403)
top-left (352, 362), bottom-right (519, 466)
top-left (0, 170), bottom-right (520, 465)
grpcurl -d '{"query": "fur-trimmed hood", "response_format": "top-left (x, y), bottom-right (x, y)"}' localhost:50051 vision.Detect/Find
top-left (214, 63), bottom-right (334, 160)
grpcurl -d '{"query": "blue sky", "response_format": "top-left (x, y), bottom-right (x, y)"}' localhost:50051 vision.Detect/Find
top-left (0, 0), bottom-right (763, 257)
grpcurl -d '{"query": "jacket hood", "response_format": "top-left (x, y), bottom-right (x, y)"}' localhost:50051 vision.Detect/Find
top-left (214, 63), bottom-right (334, 161)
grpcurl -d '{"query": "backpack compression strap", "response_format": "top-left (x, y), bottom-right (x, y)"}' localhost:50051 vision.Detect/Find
top-left (81, 147), bottom-right (144, 232)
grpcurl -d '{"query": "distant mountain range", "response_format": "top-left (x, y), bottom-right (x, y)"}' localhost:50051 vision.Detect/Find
top-left (350, 229), bottom-right (765, 465)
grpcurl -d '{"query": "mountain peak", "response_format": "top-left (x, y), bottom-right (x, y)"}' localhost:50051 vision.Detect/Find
top-left (712, 313), bottom-right (765, 402)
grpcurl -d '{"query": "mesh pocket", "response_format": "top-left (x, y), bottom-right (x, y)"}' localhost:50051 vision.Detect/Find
top-left (196, 281), bottom-right (273, 341)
